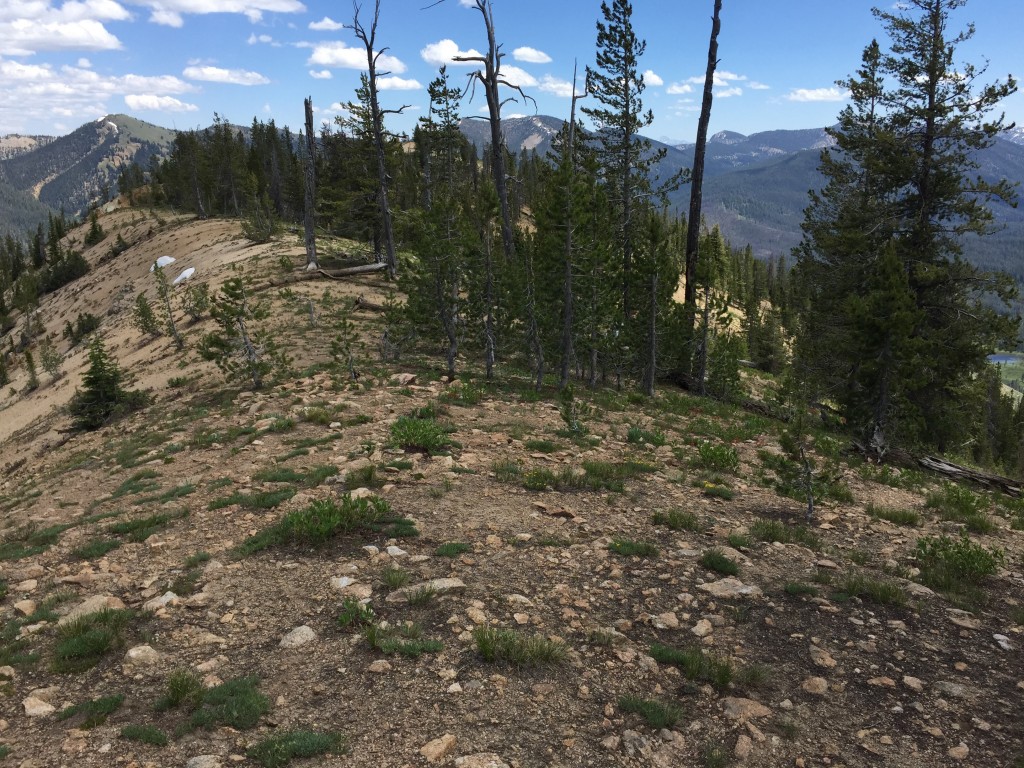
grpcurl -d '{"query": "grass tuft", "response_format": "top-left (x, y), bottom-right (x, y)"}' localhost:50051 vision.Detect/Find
top-left (120, 724), bottom-right (169, 746)
top-left (608, 538), bottom-right (659, 558)
top-left (248, 730), bottom-right (347, 768)
top-left (618, 695), bottom-right (682, 729)
top-left (652, 509), bottom-right (704, 532)
top-left (57, 693), bottom-right (125, 728)
top-left (435, 542), bottom-right (471, 558)
top-left (700, 548), bottom-right (739, 576)
top-left (53, 608), bottom-right (136, 672)
top-left (473, 626), bottom-right (568, 667)
top-left (866, 503), bottom-right (921, 527)
top-left (650, 643), bottom-right (733, 690)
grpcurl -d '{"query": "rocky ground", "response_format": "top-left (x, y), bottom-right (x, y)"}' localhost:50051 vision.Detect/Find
top-left (0, 208), bottom-right (1022, 768)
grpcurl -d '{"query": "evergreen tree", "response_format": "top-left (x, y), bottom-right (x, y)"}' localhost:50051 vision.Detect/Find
top-left (199, 274), bottom-right (275, 389)
top-left (69, 337), bottom-right (147, 431)
top-left (794, 0), bottom-right (1018, 451)
top-left (132, 292), bottom-right (161, 337)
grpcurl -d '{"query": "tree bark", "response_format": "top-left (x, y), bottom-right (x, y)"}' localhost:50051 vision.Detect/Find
top-left (303, 96), bottom-right (319, 271)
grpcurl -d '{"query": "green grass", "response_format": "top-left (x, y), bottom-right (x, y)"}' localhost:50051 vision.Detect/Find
top-left (627, 426), bottom-right (667, 447)
top-left (155, 668), bottom-right (204, 712)
top-left (702, 483), bottom-right (735, 500)
top-left (649, 643), bottom-right (734, 690)
top-left (915, 533), bottom-right (1004, 591)
top-left (380, 566), bottom-right (410, 590)
top-left (524, 438), bottom-right (560, 453)
top-left (0, 523), bottom-right (75, 561)
top-left (181, 676), bottom-right (270, 733)
top-left (435, 542), bottom-right (471, 557)
top-left (727, 532), bottom-right (752, 549)
top-left (750, 517), bottom-right (821, 550)
top-left (248, 731), bottom-right (347, 768)
top-left (473, 626), bottom-right (568, 667)
top-left (694, 441), bottom-right (740, 473)
top-left (209, 488), bottom-right (297, 511)
top-left (608, 538), bottom-right (659, 558)
top-left (924, 483), bottom-right (995, 533)
top-left (107, 510), bottom-right (187, 542)
top-left (493, 459), bottom-right (523, 482)
top-left (253, 465), bottom-right (339, 488)
top-left (784, 582), bottom-right (818, 597)
top-left (336, 598), bottom-right (376, 630)
top-left (184, 551), bottom-right (212, 568)
top-left (57, 693), bottom-right (125, 728)
top-left (363, 623), bottom-right (442, 658)
top-left (651, 509), bottom-right (704, 532)
top-left (120, 724), bottom-right (169, 746)
top-left (137, 483), bottom-right (196, 505)
top-left (703, 743), bottom-right (731, 768)
top-left (700, 548), bottom-right (739, 576)
top-left (70, 537), bottom-right (121, 560)
top-left (867, 503), bottom-right (921, 527)
top-left (523, 460), bottom-right (656, 493)
top-left (618, 696), bottom-right (682, 729)
top-left (389, 415), bottom-right (453, 454)
top-left (832, 573), bottom-right (907, 607)
top-left (235, 494), bottom-right (417, 558)
top-left (110, 469), bottom-right (162, 499)
top-left (53, 608), bottom-right (136, 672)
top-left (405, 586), bottom-right (437, 606)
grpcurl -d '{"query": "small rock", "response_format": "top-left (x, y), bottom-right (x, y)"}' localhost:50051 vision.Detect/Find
top-left (801, 677), bottom-right (829, 696)
top-left (809, 645), bottom-right (836, 668)
top-left (902, 675), bottom-right (925, 692)
top-left (454, 754), bottom-right (511, 768)
top-left (368, 660), bottom-right (392, 674)
top-left (867, 676), bottom-right (896, 688)
top-left (651, 612), bottom-right (679, 629)
top-left (993, 634), bottom-right (1013, 651)
top-left (15, 579), bottom-right (37, 593)
top-left (948, 743), bottom-right (970, 761)
top-left (601, 735), bottom-right (621, 752)
top-left (57, 594), bottom-right (126, 626)
top-left (815, 559), bottom-right (839, 569)
top-left (143, 591), bottom-right (180, 612)
top-left (691, 618), bottom-right (713, 637)
top-left (13, 600), bottom-right (36, 617)
top-left (280, 625), bottom-right (317, 648)
top-left (734, 734), bottom-right (753, 760)
top-left (23, 696), bottom-right (55, 717)
top-left (123, 644), bottom-right (160, 667)
top-left (387, 577), bottom-right (466, 603)
top-left (466, 607), bottom-right (487, 625)
top-left (0, 666), bottom-right (15, 680)
top-left (186, 757), bottom-right (223, 768)
top-left (391, 373), bottom-right (417, 386)
top-left (697, 577), bottom-right (762, 599)
top-left (722, 697), bottom-right (772, 720)
top-left (386, 545), bottom-right (408, 558)
top-left (420, 734), bottom-right (458, 763)
top-left (934, 681), bottom-right (970, 699)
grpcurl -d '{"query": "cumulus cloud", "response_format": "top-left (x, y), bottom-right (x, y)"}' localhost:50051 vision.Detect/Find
top-left (748, 81), bottom-right (770, 90)
top-left (513, 46), bottom-right (551, 64)
top-left (78, 57), bottom-right (93, 67)
top-left (0, 15), bottom-right (123, 56)
top-left (308, 40), bottom-right (406, 72)
top-left (785, 86), bottom-right (849, 102)
top-left (499, 65), bottom-right (537, 88)
top-left (686, 70), bottom-right (748, 87)
top-left (125, 93), bottom-right (198, 111)
top-left (134, 0), bottom-right (305, 28)
top-left (377, 76), bottom-right (421, 90)
top-left (309, 68), bottom-right (331, 79)
top-left (666, 82), bottom-right (693, 95)
top-left (308, 15), bottom-right (342, 30)
top-left (0, 57), bottom-right (195, 133)
top-left (644, 69), bottom-right (663, 87)
top-left (420, 39), bottom-right (483, 66)
top-left (716, 86), bottom-right (742, 98)
top-left (247, 32), bottom-right (275, 44)
top-left (183, 64), bottom-right (270, 85)
top-left (539, 74), bottom-right (575, 98)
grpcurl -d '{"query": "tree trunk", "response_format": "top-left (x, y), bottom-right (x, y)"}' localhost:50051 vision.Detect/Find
top-left (559, 64), bottom-right (583, 391)
top-left (642, 271), bottom-right (657, 396)
top-left (682, 0), bottom-right (723, 371)
top-left (303, 96), bottom-right (319, 271)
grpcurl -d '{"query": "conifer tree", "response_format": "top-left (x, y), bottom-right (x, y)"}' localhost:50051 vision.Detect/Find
top-left (68, 337), bottom-right (146, 430)
top-left (794, 0), bottom-right (1018, 451)
top-left (199, 274), bottom-right (273, 390)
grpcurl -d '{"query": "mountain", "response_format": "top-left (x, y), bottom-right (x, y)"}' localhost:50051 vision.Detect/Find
top-left (459, 114), bottom-right (564, 158)
top-left (0, 133), bottom-right (56, 161)
top-left (0, 114), bottom-right (176, 217)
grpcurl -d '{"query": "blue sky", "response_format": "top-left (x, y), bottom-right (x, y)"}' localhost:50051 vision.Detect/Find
top-left (1, 0), bottom-right (1021, 142)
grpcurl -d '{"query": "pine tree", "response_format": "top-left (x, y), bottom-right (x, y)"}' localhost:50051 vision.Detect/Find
top-left (794, 0), bottom-right (1018, 451)
top-left (68, 337), bottom-right (147, 430)
top-left (132, 292), bottom-right (161, 337)
top-left (199, 274), bottom-right (274, 389)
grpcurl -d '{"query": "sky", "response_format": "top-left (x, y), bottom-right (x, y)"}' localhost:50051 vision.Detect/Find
top-left (1, 0), bottom-right (1022, 143)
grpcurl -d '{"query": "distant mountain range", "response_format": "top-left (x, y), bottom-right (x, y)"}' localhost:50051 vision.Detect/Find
top-left (3, 113), bottom-right (1022, 281)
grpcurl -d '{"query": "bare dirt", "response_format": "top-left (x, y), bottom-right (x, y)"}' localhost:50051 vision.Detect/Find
top-left (0, 205), bottom-right (1021, 768)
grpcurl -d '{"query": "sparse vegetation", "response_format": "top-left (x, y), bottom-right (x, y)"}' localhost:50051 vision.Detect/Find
top-left (700, 548), bottom-right (739, 576)
top-left (53, 608), bottom-right (136, 672)
top-left (247, 730), bottom-right (347, 768)
top-left (650, 643), bottom-right (734, 690)
top-left (867, 503), bottom-right (921, 527)
top-left (618, 695), bottom-right (682, 729)
top-left (652, 508), bottom-right (704, 532)
top-left (120, 724), bottom-right (170, 746)
top-left (608, 538), bottom-right (659, 558)
top-left (57, 693), bottom-right (124, 728)
top-left (473, 626), bottom-right (568, 667)
top-left (435, 542), bottom-right (471, 557)
top-left (915, 532), bottom-right (1004, 591)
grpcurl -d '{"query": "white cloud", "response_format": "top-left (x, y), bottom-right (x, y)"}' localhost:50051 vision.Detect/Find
top-left (308, 41), bottom-right (406, 73)
top-left (420, 39), bottom-right (483, 66)
top-left (134, 0), bottom-right (305, 27)
top-left (247, 32), bottom-right (274, 44)
top-left (687, 70), bottom-right (748, 87)
top-left (308, 15), bottom-right (341, 30)
top-left (0, 17), bottom-right (123, 56)
top-left (499, 65), bottom-right (537, 88)
top-left (644, 69), bottom-right (663, 87)
top-left (0, 57), bottom-right (196, 133)
top-left (309, 68), bottom-right (331, 79)
top-left (666, 82), bottom-right (693, 95)
top-left (716, 86), bottom-right (742, 98)
top-left (539, 74), bottom-right (575, 98)
top-left (749, 81), bottom-right (770, 90)
top-left (183, 65), bottom-right (270, 85)
top-left (785, 86), bottom-right (849, 102)
top-left (78, 57), bottom-right (92, 67)
top-left (513, 46), bottom-right (550, 64)
top-left (377, 76), bottom-right (421, 90)
top-left (125, 93), bottom-right (198, 111)
top-left (458, 0), bottom-right (475, 6)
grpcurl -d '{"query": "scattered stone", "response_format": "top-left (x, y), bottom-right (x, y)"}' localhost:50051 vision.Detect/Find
top-left (993, 634), bottom-right (1013, 651)
top-left (814, 559), bottom-right (839, 569)
top-left (697, 577), bottom-right (762, 599)
top-left (801, 677), bottom-right (829, 696)
top-left (809, 645), bottom-right (836, 668)
top-left (601, 735), bottom-right (621, 752)
top-left (15, 579), bottom-right (37, 592)
top-left (420, 734), bottom-right (458, 763)
top-left (867, 676), bottom-right (896, 688)
top-left (691, 618), bottom-right (713, 637)
top-left (186, 757), bottom-right (223, 768)
top-left (143, 591), bottom-right (180, 612)
top-left (123, 644), bottom-right (160, 668)
top-left (22, 696), bottom-right (55, 717)
top-left (390, 373), bottom-right (417, 386)
top-left (0, 667), bottom-right (14, 680)
top-left (387, 578), bottom-right (466, 603)
top-left (386, 545), bottom-right (408, 558)
top-left (948, 743), bottom-right (970, 760)
top-left (57, 595), bottom-right (126, 626)
top-left (454, 754), bottom-right (510, 768)
top-left (722, 697), bottom-right (772, 720)
top-left (13, 600), bottom-right (35, 617)
top-left (280, 625), bottom-right (317, 648)
top-left (947, 609), bottom-right (981, 630)
top-left (934, 681), bottom-right (970, 699)
top-left (653, 612), bottom-right (679, 630)
top-left (466, 607), bottom-right (487, 625)
top-left (902, 676), bottom-right (925, 692)
top-left (734, 734), bottom-right (753, 760)
top-left (904, 582), bottom-right (935, 598)
top-left (368, 660), bottom-right (392, 674)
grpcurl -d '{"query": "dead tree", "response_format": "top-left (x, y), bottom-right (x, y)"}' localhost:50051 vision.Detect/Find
top-left (302, 96), bottom-right (319, 271)
top-left (454, 0), bottom-right (533, 263)
top-left (683, 0), bottom-right (723, 392)
top-left (349, 0), bottom-right (410, 280)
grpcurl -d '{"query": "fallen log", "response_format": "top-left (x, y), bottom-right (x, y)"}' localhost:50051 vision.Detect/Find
top-left (353, 295), bottom-right (386, 312)
top-left (250, 263), bottom-right (387, 293)
top-left (852, 441), bottom-right (1022, 497)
